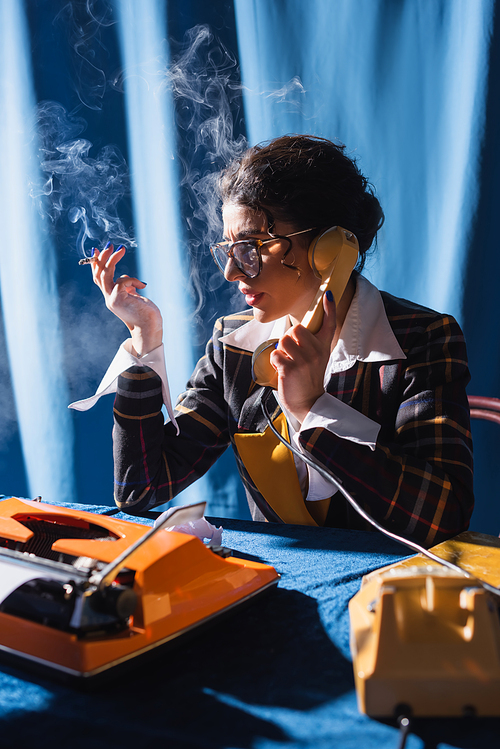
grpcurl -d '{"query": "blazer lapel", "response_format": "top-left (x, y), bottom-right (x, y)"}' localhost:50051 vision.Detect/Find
top-left (237, 385), bottom-right (276, 433)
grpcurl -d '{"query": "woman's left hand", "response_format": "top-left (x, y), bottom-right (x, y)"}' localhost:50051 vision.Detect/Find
top-left (270, 292), bottom-right (337, 424)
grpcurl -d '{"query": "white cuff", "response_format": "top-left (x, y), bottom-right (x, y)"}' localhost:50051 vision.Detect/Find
top-left (300, 392), bottom-right (380, 450)
top-left (68, 341), bottom-right (179, 434)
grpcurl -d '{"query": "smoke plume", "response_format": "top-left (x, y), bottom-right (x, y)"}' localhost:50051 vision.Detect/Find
top-left (30, 101), bottom-right (135, 257)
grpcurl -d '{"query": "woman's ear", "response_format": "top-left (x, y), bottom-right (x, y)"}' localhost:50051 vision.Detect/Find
top-left (280, 249), bottom-right (300, 275)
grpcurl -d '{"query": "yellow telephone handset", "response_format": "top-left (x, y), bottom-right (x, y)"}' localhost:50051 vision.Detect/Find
top-left (251, 226), bottom-right (359, 388)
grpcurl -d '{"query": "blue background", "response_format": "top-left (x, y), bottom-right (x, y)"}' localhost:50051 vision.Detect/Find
top-left (0, 0), bottom-right (498, 531)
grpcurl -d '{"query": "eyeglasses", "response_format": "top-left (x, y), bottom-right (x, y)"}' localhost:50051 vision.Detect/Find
top-left (210, 227), bottom-right (316, 279)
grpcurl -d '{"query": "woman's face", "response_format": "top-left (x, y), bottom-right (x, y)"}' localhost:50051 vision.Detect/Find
top-left (222, 203), bottom-right (321, 324)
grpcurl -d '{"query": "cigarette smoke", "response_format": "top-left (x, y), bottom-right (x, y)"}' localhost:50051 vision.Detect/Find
top-left (54, 0), bottom-right (114, 112)
top-left (30, 101), bottom-right (135, 257)
top-left (161, 25), bottom-right (249, 337)
top-left (60, 283), bottom-right (127, 400)
top-left (29, 19), bottom-right (306, 338)
top-left (159, 26), bottom-right (308, 340)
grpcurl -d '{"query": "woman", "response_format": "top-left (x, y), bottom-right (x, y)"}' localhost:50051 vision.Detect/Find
top-left (81, 135), bottom-right (473, 547)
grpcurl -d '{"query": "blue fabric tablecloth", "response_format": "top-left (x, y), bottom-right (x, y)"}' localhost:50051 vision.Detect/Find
top-left (0, 504), bottom-right (498, 749)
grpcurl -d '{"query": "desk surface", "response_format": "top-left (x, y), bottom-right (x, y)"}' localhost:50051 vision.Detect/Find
top-left (0, 504), bottom-right (498, 749)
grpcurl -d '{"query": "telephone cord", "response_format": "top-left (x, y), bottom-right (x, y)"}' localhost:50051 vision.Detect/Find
top-left (259, 387), bottom-right (500, 599)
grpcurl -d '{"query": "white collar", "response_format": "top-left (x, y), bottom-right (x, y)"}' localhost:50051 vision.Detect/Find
top-left (220, 275), bottom-right (406, 374)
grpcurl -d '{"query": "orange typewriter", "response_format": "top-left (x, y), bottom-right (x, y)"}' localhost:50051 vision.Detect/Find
top-left (0, 498), bottom-right (279, 682)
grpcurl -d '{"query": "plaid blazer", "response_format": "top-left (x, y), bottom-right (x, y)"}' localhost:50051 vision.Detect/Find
top-left (113, 290), bottom-right (473, 547)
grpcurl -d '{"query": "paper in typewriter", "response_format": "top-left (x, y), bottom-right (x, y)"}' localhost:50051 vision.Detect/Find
top-left (0, 559), bottom-right (51, 604)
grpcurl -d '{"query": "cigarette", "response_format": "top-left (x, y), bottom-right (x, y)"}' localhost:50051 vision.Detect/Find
top-left (78, 257), bottom-right (95, 265)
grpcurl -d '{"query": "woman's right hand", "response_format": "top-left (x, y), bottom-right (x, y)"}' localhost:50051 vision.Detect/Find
top-left (91, 243), bottom-right (163, 357)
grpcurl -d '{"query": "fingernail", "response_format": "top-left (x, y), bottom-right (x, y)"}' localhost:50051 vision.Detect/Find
top-left (326, 290), bottom-right (334, 302)
top-left (140, 281), bottom-right (147, 286)
top-left (117, 245), bottom-right (125, 251)
top-left (104, 241), bottom-right (112, 249)
top-left (91, 247), bottom-right (98, 255)
top-left (274, 342), bottom-right (279, 349)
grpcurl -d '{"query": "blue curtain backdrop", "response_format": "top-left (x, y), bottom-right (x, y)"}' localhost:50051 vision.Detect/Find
top-left (0, 0), bottom-right (498, 531)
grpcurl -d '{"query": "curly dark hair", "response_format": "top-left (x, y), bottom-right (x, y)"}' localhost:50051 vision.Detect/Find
top-left (218, 135), bottom-right (384, 270)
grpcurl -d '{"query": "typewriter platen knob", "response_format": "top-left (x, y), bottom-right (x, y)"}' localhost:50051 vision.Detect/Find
top-left (89, 583), bottom-right (138, 620)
